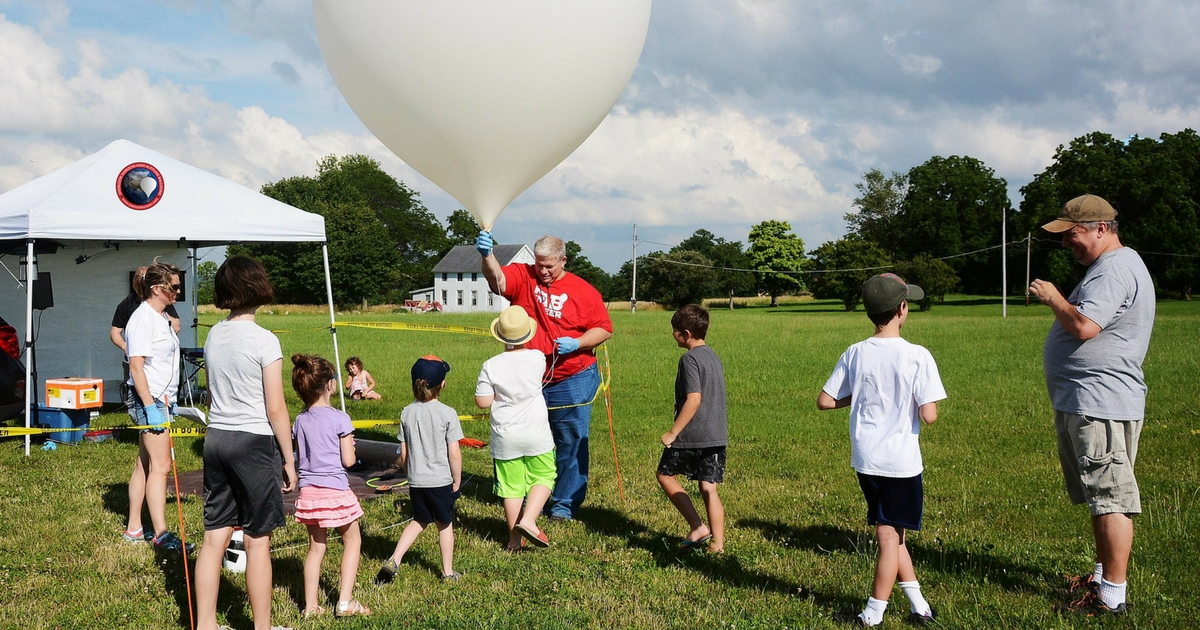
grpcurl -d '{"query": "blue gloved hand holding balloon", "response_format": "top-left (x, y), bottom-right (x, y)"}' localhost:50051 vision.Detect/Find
top-left (555, 336), bottom-right (580, 354)
top-left (476, 231), bottom-right (494, 258)
top-left (144, 403), bottom-right (166, 428)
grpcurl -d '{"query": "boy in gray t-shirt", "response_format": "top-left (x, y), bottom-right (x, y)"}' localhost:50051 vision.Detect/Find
top-left (657, 305), bottom-right (728, 554)
top-left (376, 356), bottom-right (464, 584)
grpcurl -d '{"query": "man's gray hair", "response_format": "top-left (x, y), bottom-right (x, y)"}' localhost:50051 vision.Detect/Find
top-left (533, 235), bottom-right (566, 259)
top-left (1078, 220), bottom-right (1119, 234)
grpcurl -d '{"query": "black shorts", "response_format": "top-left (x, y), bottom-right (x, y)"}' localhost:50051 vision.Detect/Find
top-left (410, 484), bottom-right (458, 526)
top-left (857, 472), bottom-right (923, 531)
top-left (203, 428), bottom-right (286, 537)
top-left (657, 445), bottom-right (726, 483)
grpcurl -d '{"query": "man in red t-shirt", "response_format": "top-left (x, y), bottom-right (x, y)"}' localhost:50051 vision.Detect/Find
top-left (479, 232), bottom-right (613, 520)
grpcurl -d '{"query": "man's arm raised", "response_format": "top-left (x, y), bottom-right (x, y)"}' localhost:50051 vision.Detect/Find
top-left (1029, 279), bottom-right (1102, 340)
top-left (478, 231), bottom-right (506, 295)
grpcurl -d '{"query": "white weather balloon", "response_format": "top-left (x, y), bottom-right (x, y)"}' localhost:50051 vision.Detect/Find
top-left (139, 176), bottom-right (157, 196)
top-left (313, 0), bottom-right (652, 230)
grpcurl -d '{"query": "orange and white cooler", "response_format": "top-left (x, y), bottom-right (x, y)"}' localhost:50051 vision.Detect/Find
top-left (45, 378), bottom-right (104, 410)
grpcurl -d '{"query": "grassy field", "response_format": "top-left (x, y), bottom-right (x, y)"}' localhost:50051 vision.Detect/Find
top-left (1, 297), bottom-right (1197, 629)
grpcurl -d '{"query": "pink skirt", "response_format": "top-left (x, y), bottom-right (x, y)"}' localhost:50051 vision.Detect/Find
top-left (294, 486), bottom-right (363, 528)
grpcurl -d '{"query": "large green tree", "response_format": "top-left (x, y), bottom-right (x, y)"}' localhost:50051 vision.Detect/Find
top-left (639, 250), bottom-right (715, 309)
top-left (808, 235), bottom-right (893, 311)
top-left (229, 155), bottom-right (433, 305)
top-left (1016, 130), bottom-right (1200, 298)
top-left (747, 220), bottom-right (809, 306)
top-left (673, 229), bottom-right (756, 307)
top-left (443, 209), bottom-right (479, 249)
top-left (896, 156), bottom-right (1011, 294)
top-left (846, 169), bottom-right (908, 253)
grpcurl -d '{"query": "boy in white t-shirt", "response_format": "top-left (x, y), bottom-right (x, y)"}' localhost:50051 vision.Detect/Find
top-left (818, 273), bottom-right (947, 627)
top-left (475, 306), bottom-right (556, 551)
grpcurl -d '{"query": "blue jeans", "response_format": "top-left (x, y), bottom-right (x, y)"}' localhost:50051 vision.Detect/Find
top-left (542, 363), bottom-right (600, 519)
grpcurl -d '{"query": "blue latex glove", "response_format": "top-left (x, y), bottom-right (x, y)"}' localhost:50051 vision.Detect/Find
top-left (144, 404), bottom-right (166, 428)
top-left (555, 336), bottom-right (580, 354)
top-left (476, 231), bottom-right (494, 258)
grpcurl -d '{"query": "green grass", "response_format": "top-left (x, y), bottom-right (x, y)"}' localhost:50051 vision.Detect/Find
top-left (1, 297), bottom-right (1198, 629)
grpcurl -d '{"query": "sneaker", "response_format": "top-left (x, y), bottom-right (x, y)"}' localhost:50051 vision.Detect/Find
top-left (122, 528), bottom-right (146, 544)
top-left (375, 558), bottom-right (399, 585)
top-left (152, 531), bottom-right (195, 553)
top-left (547, 514), bottom-right (571, 523)
top-left (441, 571), bottom-right (463, 583)
top-left (908, 606), bottom-right (937, 626)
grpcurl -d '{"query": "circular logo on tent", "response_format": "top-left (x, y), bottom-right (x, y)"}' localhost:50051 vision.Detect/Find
top-left (116, 163), bottom-right (164, 210)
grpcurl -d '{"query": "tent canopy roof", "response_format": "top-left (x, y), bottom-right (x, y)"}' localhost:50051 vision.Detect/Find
top-left (0, 139), bottom-right (325, 244)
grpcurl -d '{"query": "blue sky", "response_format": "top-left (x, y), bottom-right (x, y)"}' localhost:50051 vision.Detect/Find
top-left (2, 1), bottom-right (1198, 271)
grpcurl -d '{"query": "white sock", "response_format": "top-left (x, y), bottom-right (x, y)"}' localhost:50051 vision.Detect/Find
top-left (899, 580), bottom-right (931, 616)
top-left (859, 597), bottom-right (888, 626)
top-left (1099, 579), bottom-right (1127, 608)
top-left (1092, 562), bottom-right (1104, 585)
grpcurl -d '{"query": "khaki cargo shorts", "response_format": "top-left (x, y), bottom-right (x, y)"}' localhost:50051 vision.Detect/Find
top-left (1054, 411), bottom-right (1142, 516)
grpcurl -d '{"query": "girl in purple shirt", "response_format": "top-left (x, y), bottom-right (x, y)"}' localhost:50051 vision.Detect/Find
top-left (290, 354), bottom-right (370, 619)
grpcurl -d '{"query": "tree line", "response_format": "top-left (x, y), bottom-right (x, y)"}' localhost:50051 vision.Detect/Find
top-left (202, 128), bottom-right (1199, 308)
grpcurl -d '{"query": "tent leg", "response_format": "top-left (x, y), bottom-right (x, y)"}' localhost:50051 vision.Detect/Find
top-left (322, 244), bottom-right (345, 411)
top-left (24, 240), bottom-right (33, 457)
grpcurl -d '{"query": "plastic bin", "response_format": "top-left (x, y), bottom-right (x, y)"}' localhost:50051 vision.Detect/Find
top-left (35, 405), bottom-right (90, 444)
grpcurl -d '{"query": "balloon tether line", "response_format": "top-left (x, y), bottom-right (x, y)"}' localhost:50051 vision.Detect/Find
top-left (166, 396), bottom-right (196, 630)
top-left (602, 346), bottom-right (626, 503)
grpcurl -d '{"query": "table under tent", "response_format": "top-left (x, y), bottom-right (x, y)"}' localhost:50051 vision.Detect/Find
top-left (0, 139), bottom-right (345, 455)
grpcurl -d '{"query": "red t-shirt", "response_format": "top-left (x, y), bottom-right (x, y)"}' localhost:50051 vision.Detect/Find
top-left (501, 264), bottom-right (613, 382)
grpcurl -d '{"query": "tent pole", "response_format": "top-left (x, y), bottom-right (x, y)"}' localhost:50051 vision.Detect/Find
top-left (24, 240), bottom-right (33, 457)
top-left (322, 244), bottom-right (345, 411)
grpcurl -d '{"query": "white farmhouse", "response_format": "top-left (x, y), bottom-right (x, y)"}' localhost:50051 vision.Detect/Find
top-left (413, 244), bottom-right (534, 313)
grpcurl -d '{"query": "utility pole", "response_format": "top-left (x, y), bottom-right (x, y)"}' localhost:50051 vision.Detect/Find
top-left (630, 224), bottom-right (638, 313)
top-left (1025, 232), bottom-right (1032, 306)
top-left (1001, 206), bottom-right (1007, 318)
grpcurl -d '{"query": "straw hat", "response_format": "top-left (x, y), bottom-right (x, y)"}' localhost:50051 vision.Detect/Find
top-left (491, 306), bottom-right (537, 345)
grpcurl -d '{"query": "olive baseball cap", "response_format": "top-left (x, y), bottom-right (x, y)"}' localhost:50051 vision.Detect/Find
top-left (1041, 194), bottom-right (1117, 233)
top-left (862, 273), bottom-right (925, 315)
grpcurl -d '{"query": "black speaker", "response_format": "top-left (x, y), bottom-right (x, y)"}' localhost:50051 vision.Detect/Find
top-left (32, 272), bottom-right (53, 310)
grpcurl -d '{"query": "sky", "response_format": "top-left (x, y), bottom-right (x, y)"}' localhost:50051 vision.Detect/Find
top-left (2, 1), bottom-right (1198, 272)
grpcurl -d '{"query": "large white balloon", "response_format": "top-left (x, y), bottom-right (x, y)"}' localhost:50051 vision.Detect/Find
top-left (314, 0), bottom-right (652, 230)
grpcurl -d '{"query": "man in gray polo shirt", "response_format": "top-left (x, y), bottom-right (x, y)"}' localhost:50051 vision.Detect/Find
top-left (1029, 194), bottom-right (1155, 616)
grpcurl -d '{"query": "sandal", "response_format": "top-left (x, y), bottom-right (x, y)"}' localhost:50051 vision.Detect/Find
top-left (442, 571), bottom-right (464, 582)
top-left (334, 600), bottom-right (371, 618)
top-left (301, 605), bottom-right (326, 619)
top-left (374, 558), bottom-right (400, 585)
top-left (514, 523), bottom-right (550, 548)
top-left (678, 534), bottom-right (713, 553)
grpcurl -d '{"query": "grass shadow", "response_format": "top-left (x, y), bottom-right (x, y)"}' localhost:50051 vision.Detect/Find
top-left (739, 518), bottom-right (1057, 594)
top-left (576, 506), bottom-right (857, 611)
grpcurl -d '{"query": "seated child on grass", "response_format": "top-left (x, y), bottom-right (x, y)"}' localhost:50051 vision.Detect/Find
top-left (345, 356), bottom-right (382, 400)
top-left (817, 274), bottom-right (946, 627)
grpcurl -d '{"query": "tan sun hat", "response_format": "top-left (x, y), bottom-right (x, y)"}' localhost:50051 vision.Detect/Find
top-left (1041, 194), bottom-right (1118, 233)
top-left (491, 306), bottom-right (537, 345)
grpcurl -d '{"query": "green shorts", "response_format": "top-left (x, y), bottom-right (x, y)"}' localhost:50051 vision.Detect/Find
top-left (494, 451), bottom-right (557, 499)
top-left (1054, 411), bottom-right (1142, 516)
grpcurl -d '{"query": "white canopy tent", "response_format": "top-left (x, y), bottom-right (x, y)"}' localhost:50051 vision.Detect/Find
top-left (0, 139), bottom-right (344, 455)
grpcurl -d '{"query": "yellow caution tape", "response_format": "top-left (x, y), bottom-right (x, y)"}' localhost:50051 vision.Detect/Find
top-left (351, 414), bottom-right (488, 430)
top-left (336, 321), bottom-right (492, 336)
top-left (0, 424), bottom-right (205, 437)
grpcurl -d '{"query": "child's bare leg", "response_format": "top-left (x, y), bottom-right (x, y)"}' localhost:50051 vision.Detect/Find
top-left (303, 525), bottom-right (327, 613)
top-left (503, 497), bottom-right (524, 549)
top-left (657, 473), bottom-right (709, 541)
top-left (436, 521), bottom-right (455, 575)
top-left (872, 525), bottom-right (903, 600)
top-left (699, 481), bottom-right (725, 551)
top-left (336, 521), bottom-right (364, 608)
top-left (517, 484), bottom-right (552, 531)
top-left (364, 391), bottom-right (382, 400)
top-left (897, 533), bottom-right (917, 583)
top-left (388, 521), bottom-right (426, 563)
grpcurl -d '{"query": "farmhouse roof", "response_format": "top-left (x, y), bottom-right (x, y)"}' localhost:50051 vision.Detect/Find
top-left (433, 245), bottom-right (528, 272)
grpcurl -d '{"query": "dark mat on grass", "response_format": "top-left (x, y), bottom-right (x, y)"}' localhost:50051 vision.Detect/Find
top-left (168, 465), bottom-right (407, 515)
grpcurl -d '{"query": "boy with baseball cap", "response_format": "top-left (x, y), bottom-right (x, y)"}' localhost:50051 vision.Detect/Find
top-left (817, 273), bottom-right (947, 626)
top-left (376, 355), bottom-right (465, 584)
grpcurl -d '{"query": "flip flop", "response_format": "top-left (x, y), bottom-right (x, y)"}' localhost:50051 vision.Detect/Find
top-left (514, 523), bottom-right (550, 548)
top-left (678, 534), bottom-right (713, 552)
